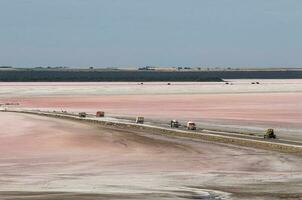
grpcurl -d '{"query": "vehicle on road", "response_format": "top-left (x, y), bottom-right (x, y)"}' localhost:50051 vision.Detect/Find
top-left (187, 121), bottom-right (196, 130)
top-left (170, 120), bottom-right (180, 128)
top-left (136, 116), bottom-right (144, 124)
top-left (264, 128), bottom-right (276, 139)
top-left (79, 112), bottom-right (87, 118)
top-left (96, 111), bottom-right (105, 117)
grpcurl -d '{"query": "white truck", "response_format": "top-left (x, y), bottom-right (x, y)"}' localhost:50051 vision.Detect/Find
top-left (186, 121), bottom-right (196, 130)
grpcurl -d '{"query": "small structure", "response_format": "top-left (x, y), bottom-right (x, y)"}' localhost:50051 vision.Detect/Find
top-left (170, 120), bottom-right (180, 128)
top-left (96, 111), bottom-right (105, 117)
top-left (136, 116), bottom-right (144, 124)
top-left (187, 121), bottom-right (196, 130)
top-left (264, 128), bottom-right (276, 139)
top-left (138, 66), bottom-right (155, 71)
top-left (79, 112), bottom-right (87, 118)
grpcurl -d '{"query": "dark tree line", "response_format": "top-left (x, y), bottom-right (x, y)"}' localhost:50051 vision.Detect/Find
top-left (0, 71), bottom-right (222, 82)
top-left (0, 70), bottom-right (301, 82)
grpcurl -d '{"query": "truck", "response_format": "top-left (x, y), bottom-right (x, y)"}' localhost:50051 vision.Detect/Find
top-left (79, 112), bottom-right (87, 118)
top-left (170, 120), bottom-right (180, 128)
top-left (264, 128), bottom-right (276, 139)
top-left (136, 116), bottom-right (144, 124)
top-left (187, 121), bottom-right (196, 130)
top-left (96, 111), bottom-right (105, 117)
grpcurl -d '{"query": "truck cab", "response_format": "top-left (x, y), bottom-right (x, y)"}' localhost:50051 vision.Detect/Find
top-left (187, 121), bottom-right (196, 130)
top-left (170, 120), bottom-right (180, 128)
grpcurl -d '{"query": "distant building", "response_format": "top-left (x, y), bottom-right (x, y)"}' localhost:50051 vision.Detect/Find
top-left (138, 66), bottom-right (155, 71)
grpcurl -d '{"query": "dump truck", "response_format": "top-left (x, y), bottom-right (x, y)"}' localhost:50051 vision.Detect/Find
top-left (96, 111), bottom-right (105, 117)
top-left (79, 112), bottom-right (87, 118)
top-left (136, 116), bottom-right (144, 124)
top-left (264, 128), bottom-right (276, 139)
top-left (187, 121), bottom-right (196, 130)
top-left (170, 120), bottom-right (180, 128)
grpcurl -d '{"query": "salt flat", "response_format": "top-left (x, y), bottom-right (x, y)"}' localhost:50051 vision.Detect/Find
top-left (0, 112), bottom-right (301, 200)
top-left (0, 80), bottom-right (302, 199)
top-left (0, 79), bottom-right (302, 96)
top-left (1, 80), bottom-right (301, 141)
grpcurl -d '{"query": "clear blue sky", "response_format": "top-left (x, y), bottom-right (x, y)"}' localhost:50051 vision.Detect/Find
top-left (0, 0), bottom-right (301, 67)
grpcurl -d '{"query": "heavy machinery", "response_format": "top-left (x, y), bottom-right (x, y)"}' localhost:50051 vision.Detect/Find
top-left (187, 121), bottom-right (196, 130)
top-left (136, 116), bottom-right (144, 124)
top-left (264, 128), bottom-right (276, 139)
top-left (170, 120), bottom-right (180, 128)
top-left (79, 112), bottom-right (87, 118)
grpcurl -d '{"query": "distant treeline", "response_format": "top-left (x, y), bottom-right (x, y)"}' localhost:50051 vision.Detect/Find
top-left (0, 70), bottom-right (222, 82)
top-left (0, 70), bottom-right (301, 82)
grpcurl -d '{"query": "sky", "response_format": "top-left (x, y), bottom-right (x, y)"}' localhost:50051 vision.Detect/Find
top-left (0, 0), bottom-right (301, 68)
